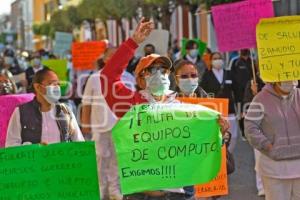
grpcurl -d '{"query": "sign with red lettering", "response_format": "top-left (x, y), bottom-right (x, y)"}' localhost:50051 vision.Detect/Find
top-left (72, 41), bottom-right (107, 70)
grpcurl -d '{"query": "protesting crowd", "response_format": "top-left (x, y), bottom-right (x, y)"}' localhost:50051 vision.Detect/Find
top-left (1, 0), bottom-right (300, 200)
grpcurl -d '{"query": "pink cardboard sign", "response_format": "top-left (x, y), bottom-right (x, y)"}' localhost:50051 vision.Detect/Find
top-left (0, 93), bottom-right (34, 148)
top-left (212, 0), bottom-right (274, 52)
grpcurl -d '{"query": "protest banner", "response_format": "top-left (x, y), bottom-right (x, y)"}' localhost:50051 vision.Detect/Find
top-left (53, 32), bottom-right (73, 58)
top-left (0, 142), bottom-right (100, 200)
top-left (0, 94), bottom-right (34, 148)
top-left (177, 97), bottom-right (229, 197)
top-left (42, 59), bottom-right (69, 96)
top-left (212, 0), bottom-right (274, 52)
top-left (134, 30), bottom-right (169, 57)
top-left (72, 41), bottom-right (107, 70)
top-left (112, 103), bottom-right (222, 194)
top-left (256, 15), bottom-right (300, 82)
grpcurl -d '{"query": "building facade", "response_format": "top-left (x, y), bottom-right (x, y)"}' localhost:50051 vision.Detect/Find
top-left (273, 0), bottom-right (300, 16)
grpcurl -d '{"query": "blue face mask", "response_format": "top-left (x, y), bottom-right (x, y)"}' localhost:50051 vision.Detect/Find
top-left (145, 71), bottom-right (170, 96)
top-left (178, 78), bottom-right (199, 95)
top-left (44, 85), bottom-right (61, 104)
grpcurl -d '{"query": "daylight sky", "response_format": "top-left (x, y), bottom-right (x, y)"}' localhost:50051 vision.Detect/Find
top-left (0, 0), bottom-right (14, 16)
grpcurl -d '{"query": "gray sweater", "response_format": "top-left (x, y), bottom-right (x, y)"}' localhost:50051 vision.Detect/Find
top-left (245, 84), bottom-right (300, 161)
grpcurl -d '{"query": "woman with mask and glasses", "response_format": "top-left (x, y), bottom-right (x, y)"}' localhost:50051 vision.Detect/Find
top-left (172, 59), bottom-right (232, 200)
top-left (100, 18), bottom-right (229, 200)
top-left (6, 68), bottom-right (84, 147)
top-left (172, 59), bottom-right (208, 98)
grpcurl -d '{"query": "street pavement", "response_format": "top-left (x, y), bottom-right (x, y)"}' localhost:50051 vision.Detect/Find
top-left (219, 137), bottom-right (265, 200)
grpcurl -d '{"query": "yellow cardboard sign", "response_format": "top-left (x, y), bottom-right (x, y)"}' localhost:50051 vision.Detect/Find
top-left (257, 15), bottom-right (300, 82)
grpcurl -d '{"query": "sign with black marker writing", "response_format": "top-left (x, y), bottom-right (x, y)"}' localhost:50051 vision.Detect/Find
top-left (0, 142), bottom-right (100, 200)
top-left (257, 15), bottom-right (300, 82)
top-left (212, 0), bottom-right (274, 52)
top-left (112, 103), bottom-right (222, 194)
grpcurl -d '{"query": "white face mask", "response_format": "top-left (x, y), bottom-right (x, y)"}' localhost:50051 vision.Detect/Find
top-left (145, 71), bottom-right (170, 96)
top-left (66, 54), bottom-right (72, 60)
top-left (279, 81), bottom-right (298, 93)
top-left (44, 85), bottom-right (61, 104)
top-left (33, 58), bottom-right (41, 67)
top-left (178, 78), bottom-right (199, 95)
top-left (189, 49), bottom-right (198, 58)
top-left (212, 59), bottom-right (224, 69)
top-left (4, 57), bottom-right (14, 65)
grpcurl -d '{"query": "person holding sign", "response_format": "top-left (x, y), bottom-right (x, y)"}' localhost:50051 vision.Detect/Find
top-left (172, 59), bottom-right (233, 199)
top-left (172, 59), bottom-right (208, 98)
top-left (245, 81), bottom-right (300, 200)
top-left (6, 68), bottom-right (84, 146)
top-left (101, 18), bottom-right (229, 200)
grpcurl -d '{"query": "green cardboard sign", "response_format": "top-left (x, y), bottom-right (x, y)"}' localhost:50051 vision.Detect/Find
top-left (112, 103), bottom-right (222, 194)
top-left (42, 59), bottom-right (69, 96)
top-left (0, 142), bottom-right (100, 200)
top-left (181, 38), bottom-right (207, 57)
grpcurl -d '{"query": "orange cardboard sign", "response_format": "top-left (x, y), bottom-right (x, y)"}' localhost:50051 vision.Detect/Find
top-left (177, 97), bottom-right (229, 197)
top-left (195, 147), bottom-right (228, 197)
top-left (72, 41), bottom-right (107, 70)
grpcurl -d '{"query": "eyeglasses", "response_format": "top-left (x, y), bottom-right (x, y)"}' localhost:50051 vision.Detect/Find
top-left (145, 65), bottom-right (170, 75)
top-left (176, 73), bottom-right (198, 79)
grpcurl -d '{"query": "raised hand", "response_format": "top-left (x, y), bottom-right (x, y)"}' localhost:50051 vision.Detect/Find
top-left (132, 17), bottom-right (154, 44)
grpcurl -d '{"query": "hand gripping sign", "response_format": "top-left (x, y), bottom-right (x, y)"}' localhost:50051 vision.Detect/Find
top-left (112, 103), bottom-right (222, 195)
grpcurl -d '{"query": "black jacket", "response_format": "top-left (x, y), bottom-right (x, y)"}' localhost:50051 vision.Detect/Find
top-left (231, 57), bottom-right (255, 103)
top-left (19, 98), bottom-right (72, 144)
top-left (200, 70), bottom-right (236, 114)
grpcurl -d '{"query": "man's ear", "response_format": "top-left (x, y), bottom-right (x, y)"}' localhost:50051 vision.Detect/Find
top-left (33, 83), bottom-right (40, 94)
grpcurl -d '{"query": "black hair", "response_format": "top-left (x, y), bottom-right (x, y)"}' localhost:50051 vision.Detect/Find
top-left (144, 44), bottom-right (156, 56)
top-left (144, 43), bottom-right (155, 51)
top-left (210, 52), bottom-right (223, 61)
top-left (186, 40), bottom-right (198, 50)
top-left (240, 49), bottom-right (250, 56)
top-left (3, 49), bottom-right (14, 57)
top-left (31, 67), bottom-right (56, 92)
top-left (173, 59), bottom-right (197, 74)
top-left (32, 67), bottom-right (55, 84)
